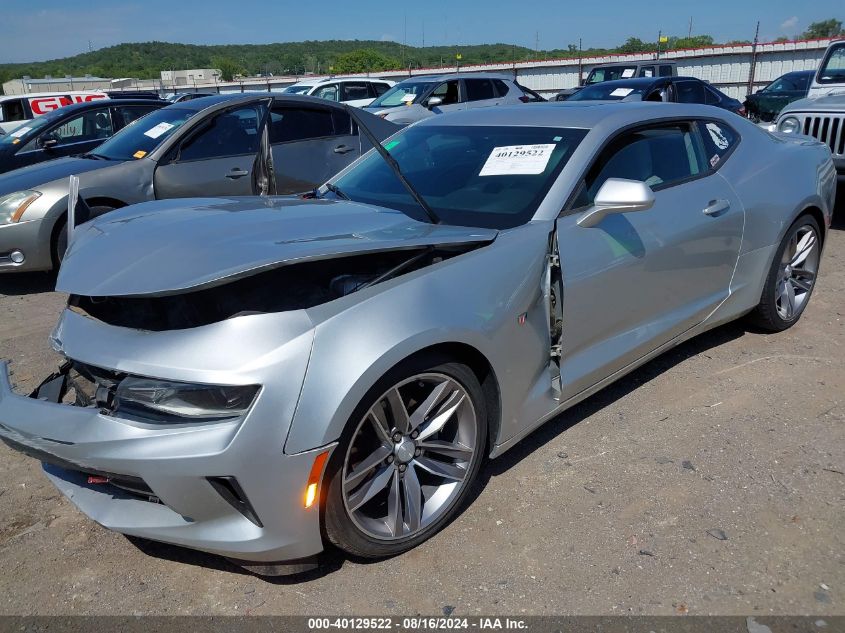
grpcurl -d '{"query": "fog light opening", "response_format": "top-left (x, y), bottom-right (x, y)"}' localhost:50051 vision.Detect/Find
top-left (304, 450), bottom-right (330, 509)
top-left (10, 250), bottom-right (25, 264)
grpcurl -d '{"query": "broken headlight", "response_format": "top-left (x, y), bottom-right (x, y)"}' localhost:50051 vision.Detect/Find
top-left (114, 377), bottom-right (259, 422)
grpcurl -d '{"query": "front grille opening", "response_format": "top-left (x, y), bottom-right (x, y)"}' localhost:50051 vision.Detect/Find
top-left (68, 244), bottom-right (485, 331)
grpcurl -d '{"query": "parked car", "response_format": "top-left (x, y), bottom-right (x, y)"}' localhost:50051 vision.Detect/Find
top-left (0, 93), bottom-right (398, 272)
top-left (106, 90), bottom-right (164, 100)
top-left (0, 102), bottom-right (834, 575)
top-left (565, 76), bottom-right (745, 115)
top-left (807, 38), bottom-right (845, 98)
top-left (0, 91), bottom-right (109, 134)
top-left (283, 77), bottom-right (395, 107)
top-left (363, 73), bottom-right (527, 125)
top-left (743, 70), bottom-right (814, 123)
top-left (0, 98), bottom-right (167, 174)
top-left (555, 60), bottom-right (678, 100)
top-left (775, 39), bottom-right (845, 181)
top-left (166, 92), bottom-right (218, 103)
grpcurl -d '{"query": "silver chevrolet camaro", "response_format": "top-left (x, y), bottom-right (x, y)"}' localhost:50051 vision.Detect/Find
top-left (0, 102), bottom-right (836, 574)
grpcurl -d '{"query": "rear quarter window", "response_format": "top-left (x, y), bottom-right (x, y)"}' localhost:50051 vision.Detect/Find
top-left (698, 120), bottom-right (739, 169)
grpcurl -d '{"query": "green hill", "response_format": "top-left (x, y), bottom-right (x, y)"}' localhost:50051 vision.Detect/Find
top-left (0, 40), bottom-right (552, 86)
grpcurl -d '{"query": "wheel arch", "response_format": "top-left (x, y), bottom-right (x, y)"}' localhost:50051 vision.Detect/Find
top-left (48, 196), bottom-right (128, 266)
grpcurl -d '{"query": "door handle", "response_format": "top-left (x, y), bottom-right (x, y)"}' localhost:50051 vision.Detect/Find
top-left (226, 168), bottom-right (249, 179)
top-left (333, 144), bottom-right (354, 154)
top-left (702, 199), bottom-right (730, 216)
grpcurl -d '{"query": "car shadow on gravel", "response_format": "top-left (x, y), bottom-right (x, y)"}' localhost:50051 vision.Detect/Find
top-left (0, 272), bottom-right (57, 297)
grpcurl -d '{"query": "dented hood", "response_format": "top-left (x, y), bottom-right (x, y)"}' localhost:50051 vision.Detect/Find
top-left (57, 196), bottom-right (497, 297)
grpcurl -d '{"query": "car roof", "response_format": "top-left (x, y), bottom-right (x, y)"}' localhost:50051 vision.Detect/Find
top-left (394, 73), bottom-right (514, 84)
top-left (0, 91), bottom-right (108, 101)
top-left (413, 101), bottom-right (734, 129)
top-left (781, 69), bottom-right (816, 76)
top-left (52, 98), bottom-right (167, 113)
top-left (592, 60), bottom-right (676, 68)
top-left (289, 77), bottom-right (393, 87)
top-left (159, 92), bottom-right (354, 113)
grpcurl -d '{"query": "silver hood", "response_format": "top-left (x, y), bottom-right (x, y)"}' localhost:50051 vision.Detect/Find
top-left (0, 156), bottom-right (118, 196)
top-left (58, 196), bottom-right (497, 297)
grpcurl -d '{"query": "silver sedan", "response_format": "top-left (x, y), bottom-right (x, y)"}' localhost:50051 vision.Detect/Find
top-left (0, 102), bottom-right (836, 574)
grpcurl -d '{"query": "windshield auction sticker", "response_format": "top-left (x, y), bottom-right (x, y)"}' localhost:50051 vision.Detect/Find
top-left (143, 121), bottom-right (175, 139)
top-left (479, 144), bottom-right (555, 176)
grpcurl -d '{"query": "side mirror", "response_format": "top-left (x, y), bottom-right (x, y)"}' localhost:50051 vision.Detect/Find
top-left (426, 96), bottom-right (444, 109)
top-left (580, 79), bottom-right (587, 86)
top-left (577, 178), bottom-right (655, 228)
top-left (39, 135), bottom-right (58, 149)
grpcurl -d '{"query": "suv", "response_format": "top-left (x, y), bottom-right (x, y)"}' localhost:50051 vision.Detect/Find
top-left (555, 60), bottom-right (678, 100)
top-left (744, 70), bottom-right (814, 123)
top-left (282, 77), bottom-right (395, 107)
top-left (363, 73), bottom-right (526, 125)
top-left (775, 39), bottom-right (845, 180)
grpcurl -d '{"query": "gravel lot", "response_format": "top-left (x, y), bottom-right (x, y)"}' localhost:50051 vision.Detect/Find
top-left (0, 199), bottom-right (843, 617)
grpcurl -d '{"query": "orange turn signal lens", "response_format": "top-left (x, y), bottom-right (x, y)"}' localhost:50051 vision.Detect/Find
top-left (303, 450), bottom-right (330, 508)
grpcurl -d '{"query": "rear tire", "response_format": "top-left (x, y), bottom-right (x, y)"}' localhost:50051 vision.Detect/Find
top-left (747, 214), bottom-right (821, 332)
top-left (324, 354), bottom-right (487, 559)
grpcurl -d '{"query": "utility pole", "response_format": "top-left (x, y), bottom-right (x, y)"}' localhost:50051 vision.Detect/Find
top-left (402, 13), bottom-right (407, 66)
top-left (535, 31), bottom-right (540, 57)
top-left (577, 38), bottom-right (583, 85)
top-left (747, 21), bottom-right (760, 99)
top-left (656, 30), bottom-right (662, 59)
top-left (688, 17), bottom-right (693, 39)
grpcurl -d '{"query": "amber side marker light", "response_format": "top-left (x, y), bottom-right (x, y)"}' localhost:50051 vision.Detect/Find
top-left (304, 450), bottom-right (330, 508)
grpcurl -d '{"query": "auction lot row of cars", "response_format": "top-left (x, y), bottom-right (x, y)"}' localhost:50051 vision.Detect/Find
top-left (0, 40), bottom-right (841, 576)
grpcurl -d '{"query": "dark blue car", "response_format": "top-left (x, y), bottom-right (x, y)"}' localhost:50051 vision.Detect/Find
top-left (565, 76), bottom-right (745, 116)
top-left (0, 98), bottom-right (167, 174)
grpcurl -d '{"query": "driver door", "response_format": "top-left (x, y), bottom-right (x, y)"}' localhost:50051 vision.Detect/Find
top-left (427, 79), bottom-right (465, 114)
top-left (153, 100), bottom-right (270, 198)
top-left (552, 120), bottom-right (744, 401)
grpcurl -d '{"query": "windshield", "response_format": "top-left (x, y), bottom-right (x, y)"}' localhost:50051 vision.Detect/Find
top-left (283, 85), bottom-right (314, 94)
top-left (568, 82), bottom-right (648, 101)
top-left (818, 43), bottom-right (845, 85)
top-left (0, 113), bottom-right (56, 145)
top-left (331, 125), bottom-right (587, 229)
top-left (765, 74), bottom-right (810, 93)
top-left (367, 81), bottom-right (431, 108)
top-left (586, 66), bottom-right (639, 84)
top-left (90, 107), bottom-right (194, 160)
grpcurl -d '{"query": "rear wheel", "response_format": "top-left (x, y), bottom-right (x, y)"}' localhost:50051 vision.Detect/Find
top-left (324, 356), bottom-right (487, 559)
top-left (748, 214), bottom-right (821, 332)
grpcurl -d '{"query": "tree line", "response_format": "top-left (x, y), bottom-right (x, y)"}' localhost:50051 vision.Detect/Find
top-left (1, 19), bottom-right (842, 90)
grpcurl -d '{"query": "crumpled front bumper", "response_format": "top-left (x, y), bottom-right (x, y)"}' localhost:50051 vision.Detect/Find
top-left (0, 361), bottom-right (332, 563)
top-left (0, 307), bottom-right (334, 566)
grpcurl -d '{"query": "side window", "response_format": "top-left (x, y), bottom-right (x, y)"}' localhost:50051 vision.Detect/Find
top-left (465, 79), bottom-right (496, 101)
top-left (114, 105), bottom-right (157, 128)
top-left (572, 123), bottom-right (703, 208)
top-left (659, 65), bottom-right (674, 77)
top-left (269, 106), bottom-right (335, 143)
top-left (638, 66), bottom-right (655, 78)
top-left (430, 80), bottom-right (461, 105)
top-left (341, 82), bottom-right (372, 102)
top-left (492, 79), bottom-right (511, 97)
top-left (675, 80), bottom-right (705, 104)
top-left (697, 120), bottom-right (738, 169)
top-left (704, 87), bottom-right (721, 105)
top-left (332, 109), bottom-right (353, 136)
top-left (372, 82), bottom-right (391, 96)
top-left (1, 99), bottom-right (26, 123)
top-left (313, 84), bottom-right (339, 101)
top-left (48, 108), bottom-right (113, 146)
top-left (179, 105), bottom-right (262, 161)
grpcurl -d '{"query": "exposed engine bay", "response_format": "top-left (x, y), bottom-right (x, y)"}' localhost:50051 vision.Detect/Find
top-left (68, 244), bottom-right (484, 331)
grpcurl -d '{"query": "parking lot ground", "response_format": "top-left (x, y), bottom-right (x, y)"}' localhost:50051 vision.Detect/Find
top-left (0, 205), bottom-right (843, 617)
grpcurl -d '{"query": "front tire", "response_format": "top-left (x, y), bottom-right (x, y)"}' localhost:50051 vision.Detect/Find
top-left (748, 214), bottom-right (821, 332)
top-left (324, 355), bottom-right (487, 559)
top-left (53, 205), bottom-right (115, 268)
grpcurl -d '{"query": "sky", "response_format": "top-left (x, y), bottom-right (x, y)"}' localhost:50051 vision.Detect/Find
top-left (1, 0), bottom-right (843, 64)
